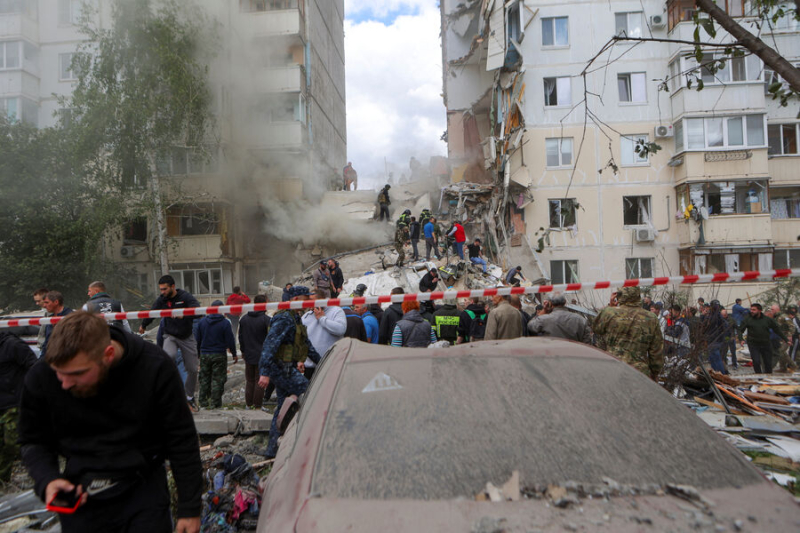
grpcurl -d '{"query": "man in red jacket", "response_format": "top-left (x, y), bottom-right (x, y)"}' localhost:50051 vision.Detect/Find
top-left (447, 222), bottom-right (466, 259)
top-left (225, 286), bottom-right (251, 337)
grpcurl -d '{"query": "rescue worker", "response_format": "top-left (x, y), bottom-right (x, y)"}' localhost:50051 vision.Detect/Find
top-left (398, 209), bottom-right (412, 227)
top-left (420, 208), bottom-right (432, 228)
top-left (394, 222), bottom-right (410, 267)
top-left (456, 297), bottom-right (488, 344)
top-left (377, 185), bottom-right (391, 221)
top-left (432, 299), bottom-right (460, 344)
top-left (82, 281), bottom-right (131, 332)
top-left (195, 301), bottom-right (237, 409)
top-left (593, 286), bottom-right (664, 380)
top-left (257, 286), bottom-right (320, 459)
top-left (0, 331), bottom-right (36, 481)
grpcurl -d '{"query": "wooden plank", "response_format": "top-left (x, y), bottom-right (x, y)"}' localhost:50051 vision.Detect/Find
top-left (694, 396), bottom-right (748, 415)
top-left (743, 391), bottom-right (791, 405)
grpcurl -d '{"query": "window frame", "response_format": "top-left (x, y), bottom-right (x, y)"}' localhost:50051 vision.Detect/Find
top-left (0, 41), bottom-right (21, 70)
top-left (550, 260), bottom-right (579, 285)
top-left (58, 0), bottom-right (82, 26)
top-left (548, 198), bottom-right (577, 229)
top-left (541, 16), bottom-right (569, 47)
top-left (677, 114), bottom-right (766, 152)
top-left (617, 72), bottom-right (647, 104)
top-left (768, 123), bottom-right (800, 156)
top-left (543, 76), bottom-right (571, 107)
top-left (623, 195), bottom-right (652, 227)
top-left (545, 137), bottom-right (573, 168)
top-left (59, 52), bottom-right (77, 81)
top-left (620, 134), bottom-right (650, 166)
top-left (166, 267), bottom-right (224, 296)
top-left (625, 258), bottom-right (654, 280)
top-left (614, 11), bottom-right (643, 38)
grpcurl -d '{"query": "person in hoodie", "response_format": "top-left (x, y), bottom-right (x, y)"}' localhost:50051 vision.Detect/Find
top-left (225, 286), bottom-right (251, 337)
top-left (195, 301), bottom-right (237, 409)
top-left (0, 331), bottom-right (36, 482)
top-left (391, 301), bottom-right (437, 347)
top-left (341, 305), bottom-right (368, 342)
top-left (282, 283), bottom-right (293, 302)
top-left (301, 290), bottom-right (346, 380)
top-left (378, 287), bottom-right (406, 344)
top-left (238, 295), bottom-right (272, 409)
top-left (140, 275), bottom-right (201, 411)
top-left (457, 297), bottom-right (488, 344)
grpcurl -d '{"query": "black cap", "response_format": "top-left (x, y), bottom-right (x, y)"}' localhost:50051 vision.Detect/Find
top-left (516, 266), bottom-right (522, 271)
top-left (354, 283), bottom-right (368, 296)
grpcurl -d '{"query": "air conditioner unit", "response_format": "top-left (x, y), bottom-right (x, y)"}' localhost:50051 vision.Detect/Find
top-left (650, 14), bottom-right (666, 28)
top-left (655, 124), bottom-right (674, 138)
top-left (120, 246), bottom-right (136, 258)
top-left (636, 228), bottom-right (656, 242)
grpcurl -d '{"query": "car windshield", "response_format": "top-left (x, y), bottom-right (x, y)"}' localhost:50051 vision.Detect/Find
top-left (311, 353), bottom-right (762, 500)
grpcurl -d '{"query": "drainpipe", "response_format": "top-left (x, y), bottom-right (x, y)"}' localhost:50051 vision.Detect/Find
top-left (658, 195), bottom-right (671, 232)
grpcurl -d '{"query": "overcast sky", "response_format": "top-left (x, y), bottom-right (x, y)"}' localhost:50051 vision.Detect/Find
top-left (344, 0), bottom-right (446, 188)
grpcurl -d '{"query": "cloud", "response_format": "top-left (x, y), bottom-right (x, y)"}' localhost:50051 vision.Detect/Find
top-left (344, 1), bottom-right (446, 188)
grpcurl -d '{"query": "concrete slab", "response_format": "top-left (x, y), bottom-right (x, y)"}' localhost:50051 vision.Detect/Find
top-left (192, 408), bottom-right (273, 435)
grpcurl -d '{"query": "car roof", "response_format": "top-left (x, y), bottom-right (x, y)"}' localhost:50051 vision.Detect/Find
top-left (309, 338), bottom-right (763, 501)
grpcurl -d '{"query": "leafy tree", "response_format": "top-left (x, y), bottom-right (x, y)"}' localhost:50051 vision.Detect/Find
top-left (67, 0), bottom-right (218, 275)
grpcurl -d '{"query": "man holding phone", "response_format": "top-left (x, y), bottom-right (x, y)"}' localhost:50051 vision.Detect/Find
top-left (18, 312), bottom-right (202, 532)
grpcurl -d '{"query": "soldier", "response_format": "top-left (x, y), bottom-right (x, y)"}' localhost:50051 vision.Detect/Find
top-left (768, 304), bottom-right (797, 373)
top-left (394, 221), bottom-right (410, 267)
top-left (377, 185), bottom-right (391, 221)
top-left (593, 286), bottom-right (664, 380)
top-left (257, 286), bottom-right (320, 459)
top-left (195, 301), bottom-right (237, 409)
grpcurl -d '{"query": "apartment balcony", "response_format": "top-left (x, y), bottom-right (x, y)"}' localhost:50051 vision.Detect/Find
top-left (0, 71), bottom-right (39, 98)
top-left (768, 156), bottom-right (800, 185)
top-left (0, 13), bottom-right (38, 41)
top-left (671, 83), bottom-right (765, 119)
top-left (240, 9), bottom-right (305, 42)
top-left (254, 65), bottom-right (305, 94)
top-left (250, 120), bottom-right (307, 149)
top-left (672, 149), bottom-right (769, 184)
top-left (676, 214), bottom-right (772, 247)
top-left (167, 235), bottom-right (225, 262)
top-left (772, 218), bottom-right (800, 245)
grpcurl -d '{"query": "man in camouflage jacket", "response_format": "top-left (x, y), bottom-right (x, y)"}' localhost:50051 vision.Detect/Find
top-left (593, 286), bottom-right (664, 380)
top-left (394, 223), bottom-right (410, 267)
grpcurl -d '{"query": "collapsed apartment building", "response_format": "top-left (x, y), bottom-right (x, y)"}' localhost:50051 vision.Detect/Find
top-left (440, 0), bottom-right (800, 308)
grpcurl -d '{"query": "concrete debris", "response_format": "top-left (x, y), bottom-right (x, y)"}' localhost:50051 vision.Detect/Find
top-left (214, 435), bottom-right (235, 448)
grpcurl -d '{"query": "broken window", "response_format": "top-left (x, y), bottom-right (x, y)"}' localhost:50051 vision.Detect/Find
top-left (123, 217), bottom-right (148, 244)
top-left (692, 252), bottom-right (771, 274)
top-left (541, 16), bottom-right (568, 46)
top-left (623, 196), bottom-right (651, 226)
top-left (507, 1), bottom-right (525, 44)
top-left (618, 72), bottom-right (647, 103)
top-left (770, 187), bottom-right (800, 218)
top-left (626, 258), bottom-right (654, 279)
top-left (676, 181), bottom-right (768, 216)
top-left (551, 260), bottom-right (579, 284)
top-left (620, 134), bottom-right (649, 166)
top-left (167, 205), bottom-right (222, 236)
top-left (545, 137), bottom-right (573, 167)
top-left (167, 267), bottom-right (223, 296)
top-left (615, 12), bottom-right (642, 38)
top-left (543, 77), bottom-right (571, 107)
top-left (549, 199), bottom-right (576, 229)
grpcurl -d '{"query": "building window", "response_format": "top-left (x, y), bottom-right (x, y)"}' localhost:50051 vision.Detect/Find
top-left (774, 249), bottom-right (800, 269)
top-left (507, 1), bottom-right (525, 44)
top-left (239, 0), bottom-right (303, 13)
top-left (168, 267), bottom-right (223, 296)
top-left (157, 147), bottom-right (219, 176)
top-left (59, 52), bottom-right (77, 80)
top-left (621, 134), bottom-right (650, 166)
top-left (623, 196), bottom-right (651, 226)
top-left (768, 123), bottom-right (799, 155)
top-left (123, 218), bottom-right (148, 244)
top-left (58, 0), bottom-right (82, 25)
top-left (0, 96), bottom-right (37, 126)
top-left (626, 258), bottom-right (654, 279)
top-left (674, 120), bottom-right (684, 152)
top-left (615, 11), bottom-right (642, 38)
top-left (618, 72), bottom-right (646, 103)
top-left (680, 115), bottom-right (765, 150)
top-left (545, 138), bottom-right (573, 167)
top-left (549, 198), bottom-right (577, 229)
top-left (0, 0), bottom-right (36, 17)
top-left (0, 41), bottom-right (20, 70)
top-left (681, 52), bottom-right (762, 86)
top-left (544, 77), bottom-right (571, 106)
top-left (695, 252), bottom-right (771, 275)
top-left (167, 205), bottom-right (224, 236)
top-left (677, 181), bottom-right (769, 216)
top-left (770, 187), bottom-right (800, 219)
top-left (541, 16), bottom-right (568, 46)
top-left (668, 1), bottom-right (748, 31)
top-left (551, 260), bottom-right (579, 284)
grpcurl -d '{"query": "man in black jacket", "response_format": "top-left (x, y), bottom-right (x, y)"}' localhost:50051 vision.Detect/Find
top-left (378, 287), bottom-right (405, 345)
top-left (83, 281), bottom-right (131, 332)
top-left (342, 306), bottom-right (368, 341)
top-left (238, 295), bottom-right (272, 409)
top-left (139, 275), bottom-right (201, 411)
top-left (419, 268), bottom-right (439, 293)
top-left (409, 216), bottom-right (421, 261)
top-left (19, 312), bottom-right (202, 533)
top-left (327, 259), bottom-right (344, 298)
top-left (0, 332), bottom-right (36, 481)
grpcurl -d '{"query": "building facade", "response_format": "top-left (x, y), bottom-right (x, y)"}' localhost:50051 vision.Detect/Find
top-left (1, 0), bottom-right (346, 302)
top-left (441, 0), bottom-right (800, 307)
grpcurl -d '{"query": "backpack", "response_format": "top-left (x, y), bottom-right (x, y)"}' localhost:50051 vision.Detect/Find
top-left (378, 191), bottom-right (388, 204)
top-left (274, 311), bottom-right (310, 363)
top-left (465, 309), bottom-right (487, 341)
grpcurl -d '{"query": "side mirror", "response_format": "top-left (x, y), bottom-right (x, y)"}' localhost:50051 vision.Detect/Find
top-left (277, 395), bottom-right (299, 435)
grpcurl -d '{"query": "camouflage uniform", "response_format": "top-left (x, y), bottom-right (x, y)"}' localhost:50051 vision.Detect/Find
top-left (0, 407), bottom-right (18, 482)
top-left (773, 313), bottom-right (797, 372)
top-left (394, 224), bottom-right (409, 266)
top-left (198, 353), bottom-right (227, 409)
top-left (593, 286), bottom-right (664, 379)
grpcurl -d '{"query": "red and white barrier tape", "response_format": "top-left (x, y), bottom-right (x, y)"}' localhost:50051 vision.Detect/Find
top-left (2, 269), bottom-right (798, 329)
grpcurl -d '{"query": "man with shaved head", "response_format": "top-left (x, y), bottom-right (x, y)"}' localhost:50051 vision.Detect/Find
top-left (528, 293), bottom-right (591, 344)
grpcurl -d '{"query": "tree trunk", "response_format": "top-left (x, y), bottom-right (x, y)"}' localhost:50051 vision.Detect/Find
top-left (148, 155), bottom-right (170, 276)
top-left (696, 0), bottom-right (800, 92)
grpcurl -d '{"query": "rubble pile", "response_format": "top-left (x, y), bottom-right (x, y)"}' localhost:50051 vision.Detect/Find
top-left (684, 371), bottom-right (800, 494)
top-left (200, 452), bottom-right (263, 532)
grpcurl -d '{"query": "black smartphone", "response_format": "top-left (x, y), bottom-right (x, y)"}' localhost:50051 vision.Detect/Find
top-left (47, 489), bottom-right (81, 514)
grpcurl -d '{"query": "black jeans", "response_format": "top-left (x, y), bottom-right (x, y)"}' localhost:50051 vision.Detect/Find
top-left (721, 340), bottom-right (737, 367)
top-left (379, 204), bottom-right (390, 221)
top-left (748, 342), bottom-right (773, 374)
top-left (59, 465), bottom-right (172, 533)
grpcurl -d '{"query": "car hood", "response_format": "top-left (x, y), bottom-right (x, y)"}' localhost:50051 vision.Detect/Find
top-left (290, 484), bottom-right (799, 532)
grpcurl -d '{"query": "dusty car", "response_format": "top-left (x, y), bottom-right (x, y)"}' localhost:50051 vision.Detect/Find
top-left (257, 338), bottom-right (800, 532)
